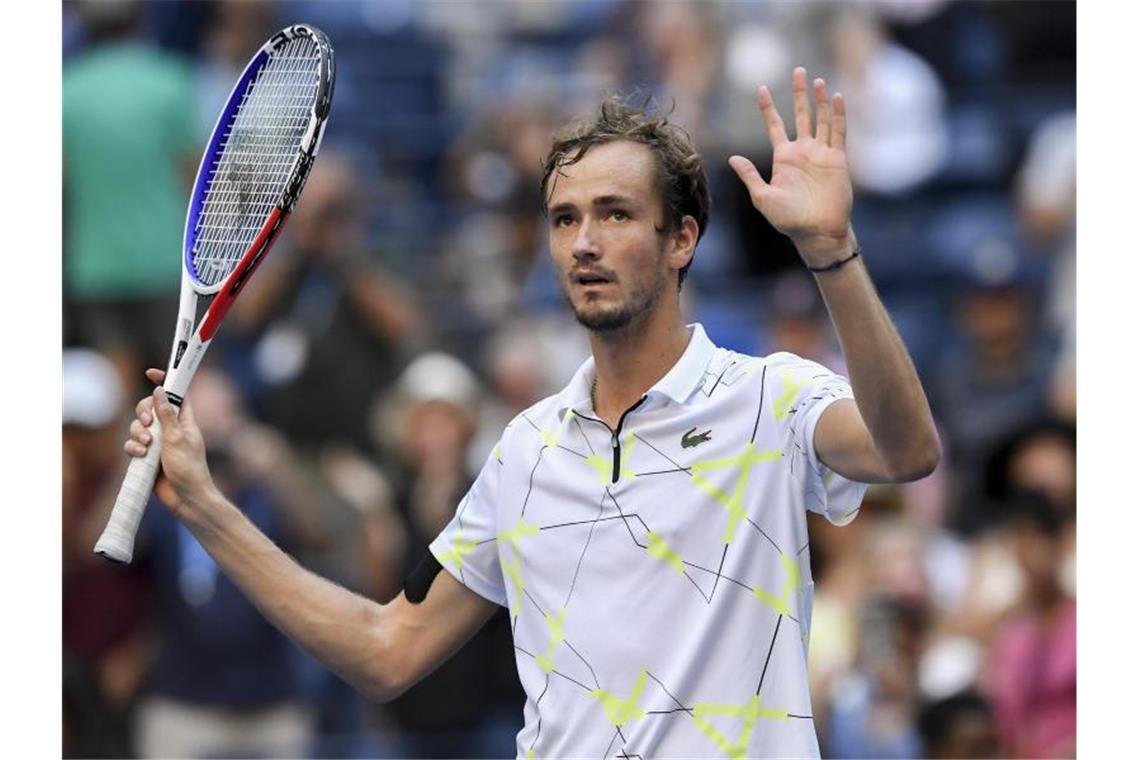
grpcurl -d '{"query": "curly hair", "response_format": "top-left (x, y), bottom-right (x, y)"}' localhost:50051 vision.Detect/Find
top-left (540, 95), bottom-right (710, 288)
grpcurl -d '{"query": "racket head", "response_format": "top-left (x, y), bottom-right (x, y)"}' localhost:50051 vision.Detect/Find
top-left (183, 24), bottom-right (335, 295)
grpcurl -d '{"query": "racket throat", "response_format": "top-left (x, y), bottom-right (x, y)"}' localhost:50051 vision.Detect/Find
top-left (198, 207), bottom-right (286, 342)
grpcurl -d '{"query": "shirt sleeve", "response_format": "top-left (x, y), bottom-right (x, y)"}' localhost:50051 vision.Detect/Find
top-left (767, 352), bottom-right (867, 526)
top-left (429, 437), bottom-right (508, 607)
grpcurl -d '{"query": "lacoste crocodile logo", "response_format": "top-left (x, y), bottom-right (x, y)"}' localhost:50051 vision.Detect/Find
top-left (681, 427), bottom-right (712, 449)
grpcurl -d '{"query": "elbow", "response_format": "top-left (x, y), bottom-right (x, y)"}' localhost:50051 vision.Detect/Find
top-left (357, 657), bottom-right (413, 705)
top-left (357, 674), bottom-right (402, 704)
top-left (353, 614), bottom-right (414, 704)
top-left (888, 434), bottom-right (942, 482)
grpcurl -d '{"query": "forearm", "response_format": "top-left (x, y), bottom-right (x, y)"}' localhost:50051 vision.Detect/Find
top-left (177, 485), bottom-right (401, 700)
top-left (804, 235), bottom-right (940, 477)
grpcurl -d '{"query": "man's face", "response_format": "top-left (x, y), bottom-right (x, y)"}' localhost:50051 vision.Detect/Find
top-left (546, 141), bottom-right (681, 333)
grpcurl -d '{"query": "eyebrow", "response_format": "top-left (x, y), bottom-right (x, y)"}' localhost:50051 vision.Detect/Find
top-left (548, 194), bottom-right (639, 217)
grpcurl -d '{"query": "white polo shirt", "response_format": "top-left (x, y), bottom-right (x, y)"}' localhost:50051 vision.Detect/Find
top-left (430, 324), bottom-right (866, 759)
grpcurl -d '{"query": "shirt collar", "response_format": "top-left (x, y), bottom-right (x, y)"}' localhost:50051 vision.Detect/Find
top-left (557, 323), bottom-right (717, 417)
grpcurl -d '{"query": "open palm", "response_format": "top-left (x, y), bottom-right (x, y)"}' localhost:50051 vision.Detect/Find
top-left (730, 68), bottom-right (854, 260)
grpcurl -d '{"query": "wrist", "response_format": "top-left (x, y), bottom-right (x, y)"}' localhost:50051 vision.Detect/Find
top-left (793, 225), bottom-right (858, 268)
top-left (176, 479), bottom-right (227, 527)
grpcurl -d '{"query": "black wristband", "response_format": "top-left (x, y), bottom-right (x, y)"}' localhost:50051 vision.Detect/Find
top-left (806, 246), bottom-right (861, 273)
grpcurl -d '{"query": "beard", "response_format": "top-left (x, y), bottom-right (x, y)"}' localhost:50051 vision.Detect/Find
top-left (563, 265), bottom-right (670, 334)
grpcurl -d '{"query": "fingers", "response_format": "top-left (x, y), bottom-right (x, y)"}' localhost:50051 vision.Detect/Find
top-left (791, 66), bottom-right (812, 140)
top-left (124, 418), bottom-right (151, 457)
top-left (135, 395), bottom-right (155, 427)
top-left (728, 155), bottom-right (768, 202)
top-left (145, 368), bottom-right (166, 385)
top-left (129, 418), bottom-right (152, 445)
top-left (830, 92), bottom-right (847, 150)
top-left (814, 78), bottom-right (831, 144)
top-left (756, 85), bottom-right (788, 147)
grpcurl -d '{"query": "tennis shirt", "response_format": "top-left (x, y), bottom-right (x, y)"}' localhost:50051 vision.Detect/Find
top-left (429, 324), bottom-right (867, 758)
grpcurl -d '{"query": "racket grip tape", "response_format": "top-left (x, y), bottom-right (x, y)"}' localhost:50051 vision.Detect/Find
top-left (94, 416), bottom-right (163, 564)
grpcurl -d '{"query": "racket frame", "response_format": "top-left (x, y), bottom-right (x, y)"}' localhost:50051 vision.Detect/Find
top-left (94, 24), bottom-right (334, 564)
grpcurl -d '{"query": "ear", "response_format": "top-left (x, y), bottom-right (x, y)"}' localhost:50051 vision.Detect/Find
top-left (667, 215), bottom-right (700, 273)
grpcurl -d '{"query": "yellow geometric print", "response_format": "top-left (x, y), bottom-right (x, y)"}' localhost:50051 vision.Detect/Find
top-left (497, 518), bottom-right (539, 617)
top-left (646, 531), bottom-right (685, 575)
top-left (498, 517), bottom-right (540, 548)
top-left (436, 530), bottom-right (476, 571)
top-left (751, 551), bottom-right (800, 616)
top-left (501, 545), bottom-right (525, 616)
top-left (691, 443), bottom-right (783, 544)
top-left (585, 433), bottom-right (637, 484)
top-left (592, 669), bottom-right (649, 726)
top-left (773, 368), bottom-right (808, 423)
top-left (534, 607), bottom-right (566, 674)
top-left (692, 695), bottom-right (788, 759)
top-left (540, 408), bottom-right (579, 450)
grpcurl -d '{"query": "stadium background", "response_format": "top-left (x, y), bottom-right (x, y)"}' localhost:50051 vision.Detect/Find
top-left (61, 0), bottom-right (1076, 757)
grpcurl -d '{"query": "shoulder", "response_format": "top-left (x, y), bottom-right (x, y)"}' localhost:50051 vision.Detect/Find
top-left (495, 391), bottom-right (570, 457)
top-left (694, 347), bottom-right (830, 399)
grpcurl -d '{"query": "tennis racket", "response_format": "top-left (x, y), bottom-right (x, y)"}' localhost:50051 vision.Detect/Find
top-left (94, 24), bottom-right (336, 564)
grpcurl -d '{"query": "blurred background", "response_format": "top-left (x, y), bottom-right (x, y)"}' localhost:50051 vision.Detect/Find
top-left (61, 0), bottom-right (1075, 757)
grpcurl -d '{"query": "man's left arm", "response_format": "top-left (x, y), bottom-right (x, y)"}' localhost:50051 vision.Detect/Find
top-left (730, 67), bottom-right (940, 483)
top-left (807, 234), bottom-right (940, 483)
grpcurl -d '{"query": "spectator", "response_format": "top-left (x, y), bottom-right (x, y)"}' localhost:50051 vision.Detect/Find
top-left (827, 4), bottom-right (950, 196)
top-left (132, 368), bottom-right (314, 759)
top-left (826, 594), bottom-right (927, 759)
top-left (1016, 111), bottom-right (1076, 422)
top-left (758, 269), bottom-right (847, 374)
top-left (228, 150), bottom-right (426, 453)
top-left (987, 418), bottom-right (1077, 598)
top-left (63, 0), bottom-right (199, 391)
top-left (918, 690), bottom-right (1000, 759)
top-left (984, 493), bottom-right (1076, 758)
top-left (369, 352), bottom-right (524, 756)
top-left (62, 348), bottom-right (149, 758)
top-left (928, 241), bottom-right (1053, 535)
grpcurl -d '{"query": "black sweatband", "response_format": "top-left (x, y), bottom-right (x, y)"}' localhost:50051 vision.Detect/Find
top-left (404, 552), bottom-right (444, 604)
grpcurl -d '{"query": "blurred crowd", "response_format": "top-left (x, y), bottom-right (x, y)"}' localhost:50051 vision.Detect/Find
top-left (62, 1), bottom-right (1075, 758)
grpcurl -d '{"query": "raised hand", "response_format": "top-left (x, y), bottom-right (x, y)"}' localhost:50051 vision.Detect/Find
top-left (126, 368), bottom-right (214, 515)
top-left (729, 67), bottom-right (855, 264)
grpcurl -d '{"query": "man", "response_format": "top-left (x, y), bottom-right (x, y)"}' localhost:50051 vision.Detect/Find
top-left (125, 69), bottom-right (939, 758)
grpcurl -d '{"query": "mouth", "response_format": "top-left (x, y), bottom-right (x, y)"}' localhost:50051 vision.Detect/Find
top-left (572, 271), bottom-right (614, 289)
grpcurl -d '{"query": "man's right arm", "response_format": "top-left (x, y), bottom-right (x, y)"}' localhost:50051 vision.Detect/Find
top-left (129, 375), bottom-right (498, 702)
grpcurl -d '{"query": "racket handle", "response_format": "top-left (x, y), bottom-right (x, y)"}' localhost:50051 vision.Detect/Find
top-left (94, 417), bottom-right (163, 564)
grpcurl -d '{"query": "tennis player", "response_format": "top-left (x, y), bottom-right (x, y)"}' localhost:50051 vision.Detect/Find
top-left (127, 68), bottom-right (939, 758)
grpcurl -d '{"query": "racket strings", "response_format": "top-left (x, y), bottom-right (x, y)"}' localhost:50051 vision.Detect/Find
top-left (192, 35), bottom-right (323, 287)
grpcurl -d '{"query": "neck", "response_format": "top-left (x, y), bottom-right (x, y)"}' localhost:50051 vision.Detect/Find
top-left (588, 304), bottom-right (690, 423)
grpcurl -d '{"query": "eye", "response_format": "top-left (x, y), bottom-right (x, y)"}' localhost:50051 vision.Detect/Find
top-left (553, 214), bottom-right (574, 228)
top-left (609, 209), bottom-right (629, 222)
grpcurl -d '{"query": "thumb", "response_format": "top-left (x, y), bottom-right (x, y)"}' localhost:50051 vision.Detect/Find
top-left (153, 386), bottom-right (180, 427)
top-left (728, 155), bottom-right (768, 202)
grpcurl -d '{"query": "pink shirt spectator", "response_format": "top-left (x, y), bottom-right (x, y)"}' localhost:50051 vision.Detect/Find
top-left (988, 597), bottom-right (1076, 758)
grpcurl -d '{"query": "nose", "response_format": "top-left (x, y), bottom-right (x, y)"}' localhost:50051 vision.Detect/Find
top-left (571, 218), bottom-right (600, 261)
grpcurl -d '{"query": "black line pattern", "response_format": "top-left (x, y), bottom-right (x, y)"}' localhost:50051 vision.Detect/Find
top-left (756, 615), bottom-right (783, 696)
top-left (530, 673), bottom-right (551, 752)
top-left (452, 352), bottom-right (838, 753)
top-left (520, 447), bottom-right (548, 518)
top-left (565, 493), bottom-right (609, 608)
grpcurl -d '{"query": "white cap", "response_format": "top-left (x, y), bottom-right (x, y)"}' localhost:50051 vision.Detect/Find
top-left (395, 351), bottom-right (481, 412)
top-left (62, 348), bottom-right (123, 428)
top-left (370, 351), bottom-right (482, 452)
